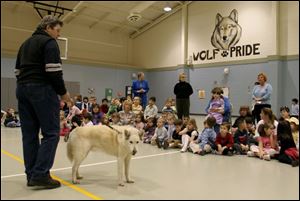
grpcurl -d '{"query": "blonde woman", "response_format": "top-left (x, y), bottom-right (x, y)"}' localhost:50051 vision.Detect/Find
top-left (119, 100), bottom-right (135, 125)
top-left (252, 72), bottom-right (273, 123)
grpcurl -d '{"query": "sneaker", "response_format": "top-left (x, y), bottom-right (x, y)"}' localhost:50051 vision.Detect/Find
top-left (291, 160), bottom-right (299, 167)
top-left (263, 155), bottom-right (271, 161)
top-left (199, 150), bottom-right (206, 156)
top-left (28, 176), bottom-right (61, 189)
top-left (247, 151), bottom-right (255, 157)
top-left (180, 148), bottom-right (186, 153)
top-left (27, 181), bottom-right (34, 187)
top-left (211, 150), bottom-right (218, 155)
top-left (163, 141), bottom-right (169, 150)
top-left (227, 151), bottom-right (233, 156)
top-left (156, 138), bottom-right (161, 148)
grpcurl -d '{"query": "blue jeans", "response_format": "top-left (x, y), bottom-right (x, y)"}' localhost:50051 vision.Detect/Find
top-left (214, 124), bottom-right (220, 134)
top-left (5, 121), bottom-right (21, 127)
top-left (16, 83), bottom-right (60, 181)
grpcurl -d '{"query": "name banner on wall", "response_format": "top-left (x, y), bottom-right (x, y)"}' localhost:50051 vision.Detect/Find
top-left (193, 9), bottom-right (261, 63)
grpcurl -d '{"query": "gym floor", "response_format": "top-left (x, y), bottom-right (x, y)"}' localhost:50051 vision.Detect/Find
top-left (1, 116), bottom-right (299, 200)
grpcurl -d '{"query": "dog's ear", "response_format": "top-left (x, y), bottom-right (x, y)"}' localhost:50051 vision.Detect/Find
top-left (229, 9), bottom-right (238, 23)
top-left (138, 130), bottom-right (144, 141)
top-left (216, 13), bottom-right (222, 25)
top-left (124, 129), bottom-right (130, 140)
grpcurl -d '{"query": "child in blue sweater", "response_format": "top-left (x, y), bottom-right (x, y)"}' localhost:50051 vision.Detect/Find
top-left (151, 117), bottom-right (169, 149)
top-left (190, 116), bottom-right (217, 155)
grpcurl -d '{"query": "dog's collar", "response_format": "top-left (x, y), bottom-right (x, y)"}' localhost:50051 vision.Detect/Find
top-left (107, 125), bottom-right (122, 134)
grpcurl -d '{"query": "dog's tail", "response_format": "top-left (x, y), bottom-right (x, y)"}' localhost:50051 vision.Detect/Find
top-left (67, 128), bottom-right (77, 162)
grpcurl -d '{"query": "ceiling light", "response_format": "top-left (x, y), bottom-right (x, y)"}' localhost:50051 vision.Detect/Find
top-left (163, 3), bottom-right (172, 12)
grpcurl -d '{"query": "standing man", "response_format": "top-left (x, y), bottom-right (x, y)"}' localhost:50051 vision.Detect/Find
top-left (132, 72), bottom-right (149, 109)
top-left (15, 15), bottom-right (70, 189)
top-left (173, 72), bottom-right (193, 120)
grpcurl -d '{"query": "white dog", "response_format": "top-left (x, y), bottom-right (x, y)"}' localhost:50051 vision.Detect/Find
top-left (67, 125), bottom-right (143, 186)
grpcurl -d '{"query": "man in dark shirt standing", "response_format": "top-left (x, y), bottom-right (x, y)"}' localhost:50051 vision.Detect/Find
top-left (173, 72), bottom-right (193, 120)
top-left (15, 15), bottom-right (70, 189)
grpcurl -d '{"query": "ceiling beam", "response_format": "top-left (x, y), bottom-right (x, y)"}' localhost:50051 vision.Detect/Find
top-left (108, 1), bottom-right (156, 33)
top-left (61, 1), bottom-right (84, 22)
top-left (12, 4), bottom-right (18, 12)
top-left (130, 1), bottom-right (192, 39)
top-left (76, 14), bottom-right (139, 31)
top-left (65, 6), bottom-right (87, 24)
top-left (147, 5), bottom-right (165, 13)
top-left (89, 12), bottom-right (110, 29)
top-left (130, 1), bottom-right (156, 13)
top-left (85, 2), bottom-right (156, 21)
top-left (85, 2), bottom-right (131, 15)
top-left (109, 20), bottom-right (140, 34)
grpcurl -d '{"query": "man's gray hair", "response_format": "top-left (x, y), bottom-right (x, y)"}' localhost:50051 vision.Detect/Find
top-left (37, 15), bottom-right (63, 30)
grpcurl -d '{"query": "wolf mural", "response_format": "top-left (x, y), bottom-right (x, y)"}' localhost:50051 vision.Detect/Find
top-left (211, 9), bottom-right (242, 50)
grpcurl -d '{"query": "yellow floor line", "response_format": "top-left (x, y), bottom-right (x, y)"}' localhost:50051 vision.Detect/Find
top-left (1, 149), bottom-right (103, 200)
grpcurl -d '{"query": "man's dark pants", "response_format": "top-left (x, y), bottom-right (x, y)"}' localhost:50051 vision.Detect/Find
top-left (16, 83), bottom-right (60, 181)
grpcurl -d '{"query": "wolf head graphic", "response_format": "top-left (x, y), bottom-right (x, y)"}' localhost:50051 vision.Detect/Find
top-left (211, 9), bottom-right (242, 50)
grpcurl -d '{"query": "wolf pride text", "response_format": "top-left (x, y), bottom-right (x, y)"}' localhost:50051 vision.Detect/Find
top-left (193, 43), bottom-right (260, 61)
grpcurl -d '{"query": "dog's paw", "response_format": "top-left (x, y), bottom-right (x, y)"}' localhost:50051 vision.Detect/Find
top-left (77, 176), bottom-right (83, 180)
top-left (126, 179), bottom-right (135, 183)
top-left (72, 180), bottom-right (80, 184)
top-left (118, 183), bottom-right (125, 187)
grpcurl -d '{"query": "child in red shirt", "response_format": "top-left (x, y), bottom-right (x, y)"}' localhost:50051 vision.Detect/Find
top-left (215, 122), bottom-right (234, 156)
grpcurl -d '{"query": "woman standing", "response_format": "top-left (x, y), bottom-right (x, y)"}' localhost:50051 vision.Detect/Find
top-left (132, 72), bottom-right (149, 109)
top-left (173, 73), bottom-right (193, 120)
top-left (252, 72), bottom-right (273, 123)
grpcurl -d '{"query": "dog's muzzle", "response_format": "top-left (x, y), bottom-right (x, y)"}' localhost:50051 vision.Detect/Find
top-left (132, 148), bottom-right (137, 156)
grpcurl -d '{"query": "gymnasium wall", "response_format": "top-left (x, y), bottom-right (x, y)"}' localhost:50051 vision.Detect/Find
top-left (147, 58), bottom-right (299, 117)
top-left (1, 56), bottom-right (298, 117)
top-left (1, 57), bottom-right (137, 110)
top-left (132, 1), bottom-right (299, 116)
top-left (1, 1), bottom-right (298, 117)
top-left (132, 1), bottom-right (299, 68)
top-left (1, 2), bottom-right (134, 67)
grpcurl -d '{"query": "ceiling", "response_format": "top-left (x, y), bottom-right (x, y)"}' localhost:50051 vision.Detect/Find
top-left (2, 1), bottom-right (186, 38)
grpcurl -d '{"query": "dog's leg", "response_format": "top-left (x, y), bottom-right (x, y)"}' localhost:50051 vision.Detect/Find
top-left (117, 156), bottom-right (125, 186)
top-left (72, 161), bottom-right (81, 184)
top-left (72, 159), bottom-right (85, 184)
top-left (76, 172), bottom-right (83, 180)
top-left (125, 155), bottom-right (134, 183)
top-left (72, 151), bottom-right (88, 184)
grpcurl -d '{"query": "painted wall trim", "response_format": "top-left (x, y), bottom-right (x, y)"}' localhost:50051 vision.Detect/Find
top-left (64, 57), bottom-right (140, 70)
top-left (1, 52), bottom-right (141, 71)
top-left (2, 53), bottom-right (298, 72)
top-left (147, 55), bottom-right (299, 71)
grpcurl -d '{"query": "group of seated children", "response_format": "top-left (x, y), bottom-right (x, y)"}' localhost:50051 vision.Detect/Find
top-left (1, 108), bottom-right (21, 128)
top-left (57, 93), bottom-right (299, 167)
top-left (59, 95), bottom-right (159, 141)
top-left (143, 100), bottom-right (299, 167)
